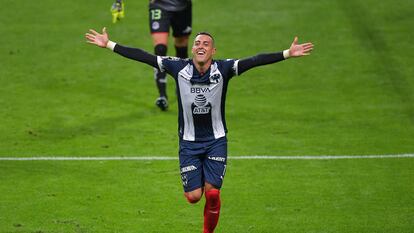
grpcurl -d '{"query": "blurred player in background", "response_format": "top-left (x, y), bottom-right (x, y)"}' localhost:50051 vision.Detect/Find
top-left (149, 0), bottom-right (192, 111)
top-left (111, 0), bottom-right (125, 24)
top-left (85, 28), bottom-right (313, 233)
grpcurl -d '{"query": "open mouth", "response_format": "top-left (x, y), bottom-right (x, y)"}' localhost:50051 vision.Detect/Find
top-left (196, 50), bottom-right (206, 55)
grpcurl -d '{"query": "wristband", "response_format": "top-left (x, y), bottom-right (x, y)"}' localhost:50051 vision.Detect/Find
top-left (106, 40), bottom-right (116, 51)
top-left (283, 49), bottom-right (290, 59)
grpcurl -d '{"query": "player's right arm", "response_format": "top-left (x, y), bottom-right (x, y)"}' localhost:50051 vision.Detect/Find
top-left (85, 27), bottom-right (158, 68)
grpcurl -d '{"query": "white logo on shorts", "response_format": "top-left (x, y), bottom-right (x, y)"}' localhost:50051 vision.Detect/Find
top-left (208, 156), bottom-right (226, 162)
top-left (181, 165), bottom-right (197, 173)
top-left (182, 26), bottom-right (192, 34)
top-left (181, 174), bottom-right (188, 186)
top-left (152, 21), bottom-right (160, 30)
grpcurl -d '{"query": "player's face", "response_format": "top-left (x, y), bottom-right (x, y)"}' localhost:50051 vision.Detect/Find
top-left (192, 35), bottom-right (216, 64)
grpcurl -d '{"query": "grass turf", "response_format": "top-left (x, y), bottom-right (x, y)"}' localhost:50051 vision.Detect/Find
top-left (1, 0), bottom-right (413, 156)
top-left (1, 159), bottom-right (413, 233)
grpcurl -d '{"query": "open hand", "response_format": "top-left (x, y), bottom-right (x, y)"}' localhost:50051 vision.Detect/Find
top-left (85, 27), bottom-right (109, 48)
top-left (289, 37), bottom-right (314, 57)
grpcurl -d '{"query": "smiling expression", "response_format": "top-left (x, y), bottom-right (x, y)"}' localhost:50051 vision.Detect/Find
top-left (191, 34), bottom-right (216, 65)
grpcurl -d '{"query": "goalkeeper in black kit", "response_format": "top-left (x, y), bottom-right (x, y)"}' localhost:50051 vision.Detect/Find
top-left (85, 27), bottom-right (313, 233)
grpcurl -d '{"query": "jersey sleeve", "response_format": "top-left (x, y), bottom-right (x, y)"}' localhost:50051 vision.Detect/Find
top-left (217, 59), bottom-right (239, 80)
top-left (236, 52), bottom-right (285, 76)
top-left (113, 44), bottom-right (158, 68)
top-left (157, 56), bottom-right (189, 78)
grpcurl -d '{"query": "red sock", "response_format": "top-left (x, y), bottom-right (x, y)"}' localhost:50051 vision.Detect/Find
top-left (203, 189), bottom-right (221, 233)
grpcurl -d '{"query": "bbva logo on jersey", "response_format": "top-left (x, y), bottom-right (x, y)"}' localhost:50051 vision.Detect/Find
top-left (191, 87), bottom-right (210, 94)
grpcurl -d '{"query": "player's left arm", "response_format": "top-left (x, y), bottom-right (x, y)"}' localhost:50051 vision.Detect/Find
top-left (85, 27), bottom-right (158, 68)
top-left (237, 37), bottom-right (313, 75)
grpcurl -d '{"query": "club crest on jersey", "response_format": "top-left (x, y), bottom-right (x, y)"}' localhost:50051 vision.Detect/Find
top-left (192, 94), bottom-right (211, 114)
top-left (209, 74), bottom-right (221, 84)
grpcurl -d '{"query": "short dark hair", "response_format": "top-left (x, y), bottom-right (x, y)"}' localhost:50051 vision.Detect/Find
top-left (195, 31), bottom-right (215, 46)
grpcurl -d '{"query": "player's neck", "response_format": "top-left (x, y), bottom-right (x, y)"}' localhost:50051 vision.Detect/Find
top-left (193, 59), bottom-right (212, 75)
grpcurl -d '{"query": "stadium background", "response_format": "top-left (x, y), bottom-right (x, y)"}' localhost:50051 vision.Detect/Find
top-left (0, 0), bottom-right (413, 232)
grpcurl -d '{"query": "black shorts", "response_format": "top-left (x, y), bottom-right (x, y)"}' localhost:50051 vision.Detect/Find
top-left (148, 3), bottom-right (192, 37)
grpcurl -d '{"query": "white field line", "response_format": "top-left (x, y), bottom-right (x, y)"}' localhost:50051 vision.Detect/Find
top-left (0, 154), bottom-right (413, 161)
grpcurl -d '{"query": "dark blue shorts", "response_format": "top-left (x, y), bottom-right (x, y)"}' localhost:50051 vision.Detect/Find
top-left (179, 137), bottom-right (227, 192)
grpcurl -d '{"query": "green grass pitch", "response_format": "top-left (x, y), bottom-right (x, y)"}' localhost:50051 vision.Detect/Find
top-left (1, 0), bottom-right (414, 232)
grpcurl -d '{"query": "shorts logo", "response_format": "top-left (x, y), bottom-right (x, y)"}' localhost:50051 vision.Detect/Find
top-left (208, 156), bottom-right (226, 162)
top-left (152, 21), bottom-right (160, 30)
top-left (181, 165), bottom-right (197, 173)
top-left (182, 26), bottom-right (192, 34)
top-left (181, 174), bottom-right (188, 186)
top-left (193, 94), bottom-right (211, 114)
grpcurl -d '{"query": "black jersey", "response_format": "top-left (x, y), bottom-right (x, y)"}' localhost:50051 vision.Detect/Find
top-left (150, 0), bottom-right (190, 12)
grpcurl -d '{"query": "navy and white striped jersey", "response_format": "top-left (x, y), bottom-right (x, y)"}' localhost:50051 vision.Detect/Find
top-left (111, 42), bottom-right (285, 142)
top-left (157, 57), bottom-right (238, 141)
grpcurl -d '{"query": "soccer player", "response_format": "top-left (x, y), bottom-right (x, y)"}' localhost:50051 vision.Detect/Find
top-left (111, 0), bottom-right (125, 24)
top-left (148, 0), bottom-right (192, 111)
top-left (85, 28), bottom-right (313, 233)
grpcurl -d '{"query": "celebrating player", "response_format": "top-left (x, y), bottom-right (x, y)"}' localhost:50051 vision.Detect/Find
top-left (149, 0), bottom-right (192, 111)
top-left (85, 27), bottom-right (313, 233)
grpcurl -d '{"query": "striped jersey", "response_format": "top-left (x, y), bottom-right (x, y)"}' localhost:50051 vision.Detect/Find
top-left (157, 56), bottom-right (239, 141)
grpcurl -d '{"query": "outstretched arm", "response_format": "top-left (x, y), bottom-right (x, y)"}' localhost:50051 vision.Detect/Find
top-left (287, 36), bottom-right (313, 57)
top-left (85, 27), bottom-right (158, 68)
top-left (85, 27), bottom-right (110, 48)
top-left (237, 36), bottom-right (314, 75)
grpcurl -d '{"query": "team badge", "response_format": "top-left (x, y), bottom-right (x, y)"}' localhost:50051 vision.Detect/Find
top-left (152, 21), bottom-right (160, 30)
top-left (209, 74), bottom-right (221, 84)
